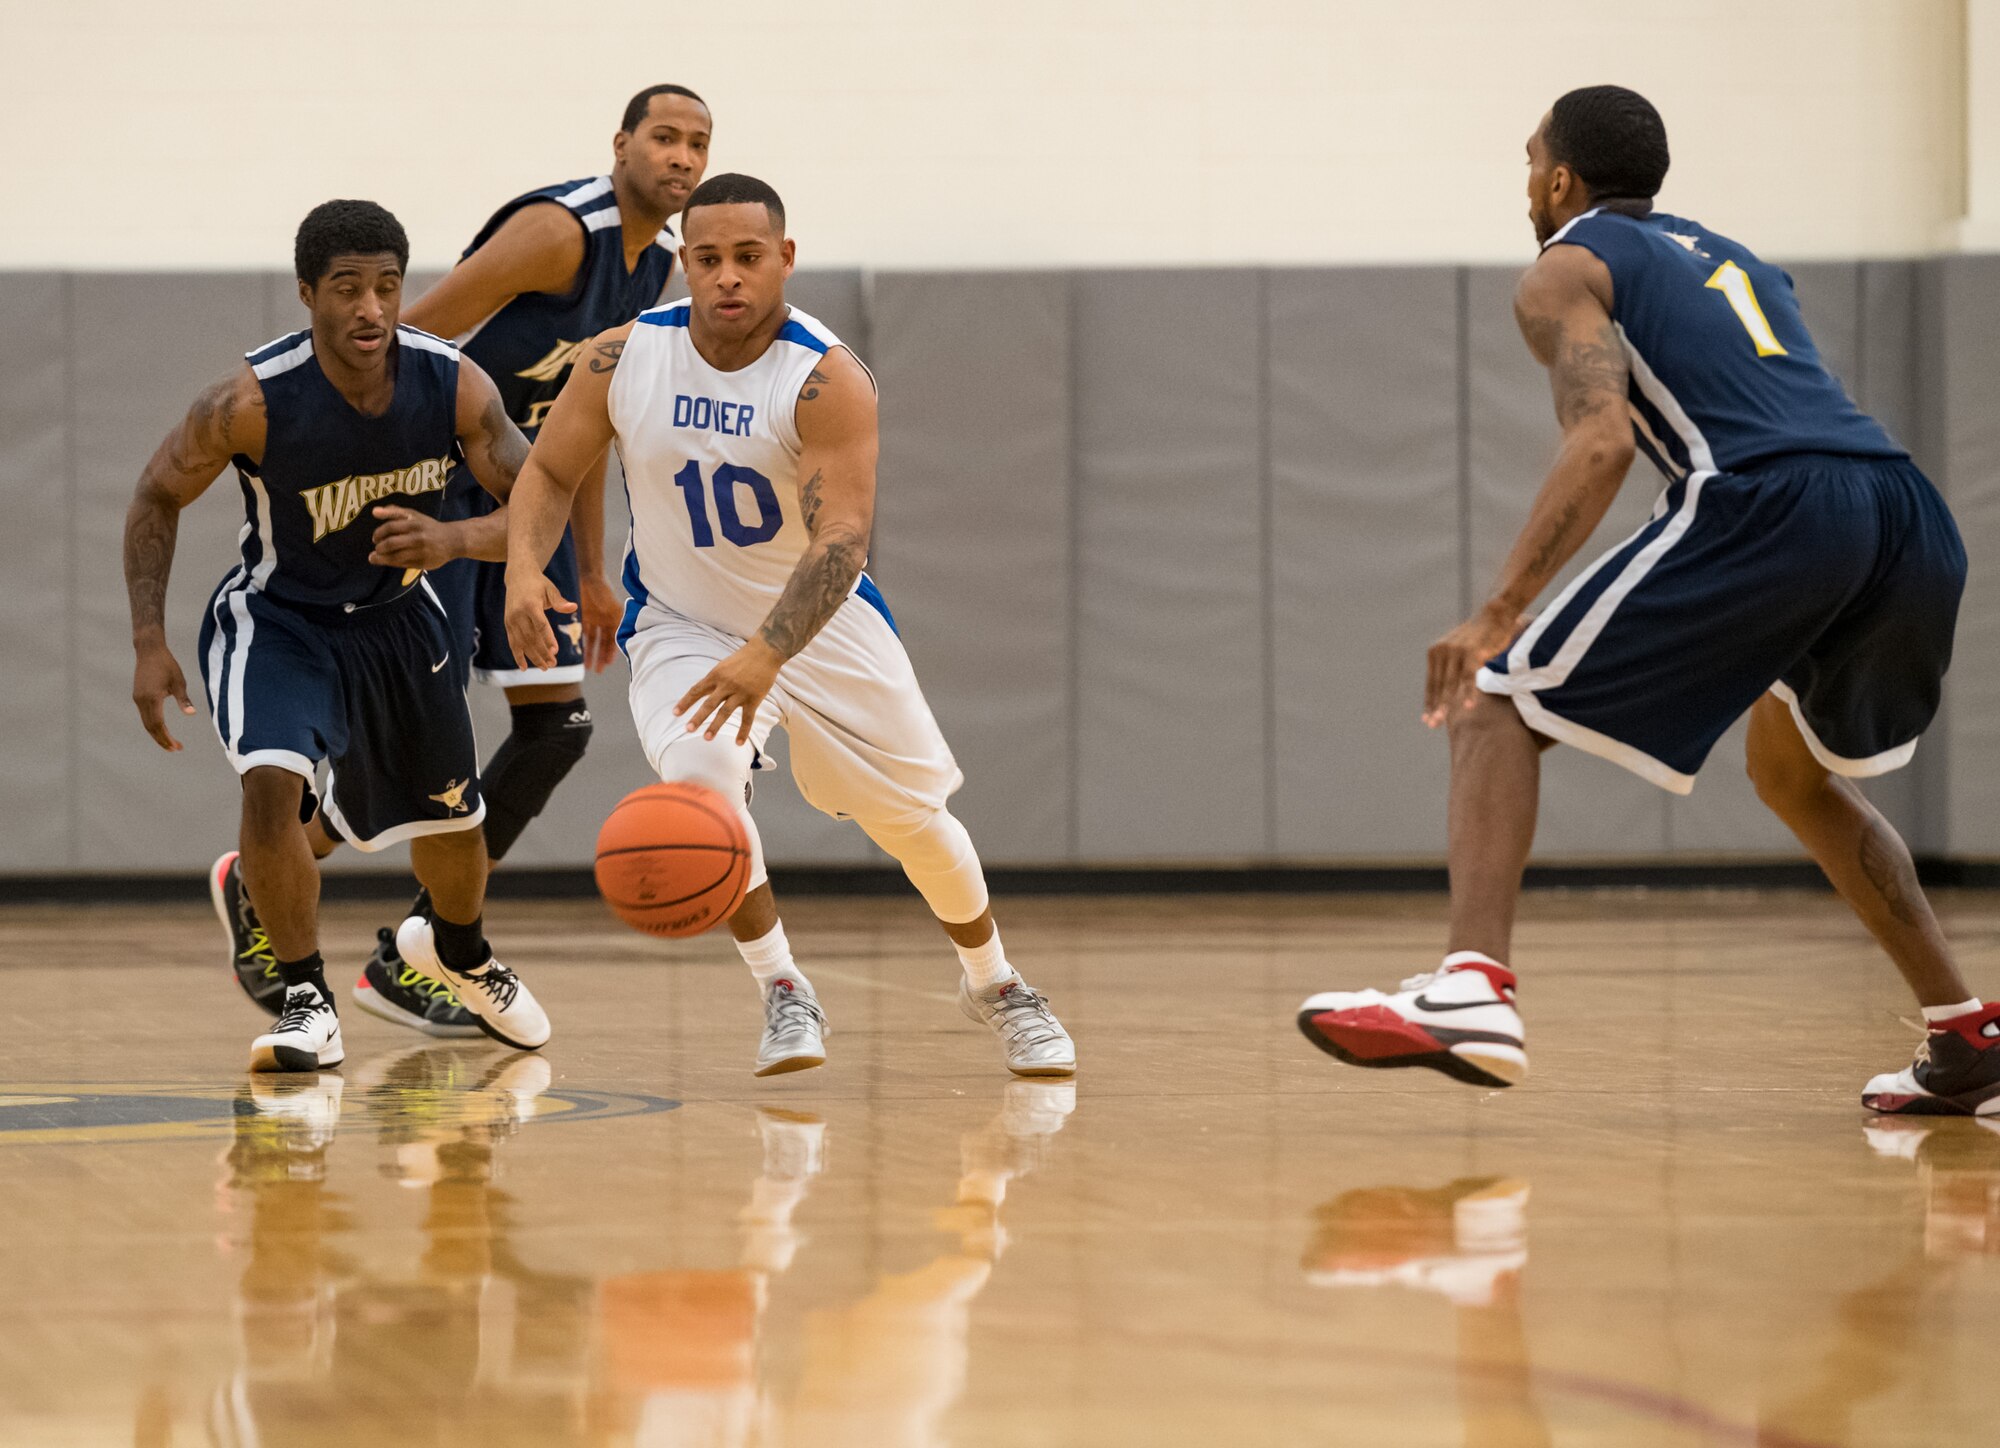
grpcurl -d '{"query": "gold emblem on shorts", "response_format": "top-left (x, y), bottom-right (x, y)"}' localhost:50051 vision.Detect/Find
top-left (562, 620), bottom-right (584, 651)
top-left (430, 778), bottom-right (472, 813)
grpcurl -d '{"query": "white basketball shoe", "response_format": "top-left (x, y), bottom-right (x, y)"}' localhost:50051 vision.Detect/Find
top-left (249, 983), bottom-right (345, 1073)
top-left (1298, 955), bottom-right (1527, 1088)
top-left (756, 978), bottom-right (828, 1076)
top-left (959, 974), bottom-right (1077, 1077)
top-left (395, 917), bottom-right (550, 1051)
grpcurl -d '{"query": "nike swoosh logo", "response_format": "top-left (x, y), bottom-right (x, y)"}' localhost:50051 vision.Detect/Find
top-left (431, 655), bottom-right (449, 673)
top-left (1412, 995), bottom-right (1508, 1012)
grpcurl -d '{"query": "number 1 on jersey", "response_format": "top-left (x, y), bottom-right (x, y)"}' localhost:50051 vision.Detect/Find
top-left (1704, 260), bottom-right (1789, 358)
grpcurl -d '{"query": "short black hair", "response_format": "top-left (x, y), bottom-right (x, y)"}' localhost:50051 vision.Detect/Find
top-left (294, 199), bottom-right (409, 285)
top-left (683, 173), bottom-right (785, 233)
top-left (622, 83), bottom-right (707, 133)
top-left (1545, 85), bottom-right (1670, 201)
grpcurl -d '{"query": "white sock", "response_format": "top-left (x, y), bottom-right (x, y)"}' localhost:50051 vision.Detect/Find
top-left (1922, 998), bottom-right (1983, 1024)
top-left (1443, 951), bottom-right (1507, 971)
top-left (737, 922), bottom-right (811, 996)
top-left (954, 928), bottom-right (1015, 992)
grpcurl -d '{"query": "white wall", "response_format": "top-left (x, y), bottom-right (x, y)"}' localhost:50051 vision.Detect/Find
top-left (0, 0), bottom-right (1967, 270)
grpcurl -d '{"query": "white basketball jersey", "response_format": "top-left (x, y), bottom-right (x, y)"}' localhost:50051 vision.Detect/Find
top-left (610, 300), bottom-right (860, 641)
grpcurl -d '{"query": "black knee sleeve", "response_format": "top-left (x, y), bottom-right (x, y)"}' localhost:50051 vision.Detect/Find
top-left (480, 701), bottom-right (593, 860)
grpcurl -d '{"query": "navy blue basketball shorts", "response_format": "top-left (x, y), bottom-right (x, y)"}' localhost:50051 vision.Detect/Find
top-left (1477, 455), bottom-right (1966, 794)
top-left (430, 479), bottom-right (584, 688)
top-left (197, 579), bottom-right (485, 851)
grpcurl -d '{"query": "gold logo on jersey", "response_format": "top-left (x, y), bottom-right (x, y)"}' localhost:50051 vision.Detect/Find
top-left (522, 399), bottom-right (558, 430)
top-left (299, 455), bottom-right (454, 542)
top-left (429, 778), bottom-right (472, 813)
top-left (515, 339), bottom-right (588, 383)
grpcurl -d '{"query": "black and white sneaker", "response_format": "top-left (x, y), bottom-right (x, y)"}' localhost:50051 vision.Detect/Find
top-left (211, 851), bottom-right (284, 1017)
top-left (350, 929), bottom-right (482, 1038)
top-left (249, 983), bottom-right (345, 1073)
top-left (395, 916), bottom-right (551, 1051)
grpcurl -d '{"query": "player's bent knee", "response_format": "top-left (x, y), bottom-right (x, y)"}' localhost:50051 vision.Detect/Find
top-left (651, 729), bottom-right (754, 805)
top-left (860, 807), bottom-right (990, 925)
top-left (239, 766), bottom-right (306, 840)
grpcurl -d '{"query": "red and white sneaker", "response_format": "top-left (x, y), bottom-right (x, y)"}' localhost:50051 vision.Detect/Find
top-left (1861, 1004), bottom-right (2000, 1116)
top-left (1298, 955), bottom-right (1527, 1088)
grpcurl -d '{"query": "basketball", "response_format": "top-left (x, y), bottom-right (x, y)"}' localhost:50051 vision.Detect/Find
top-left (593, 783), bottom-right (751, 938)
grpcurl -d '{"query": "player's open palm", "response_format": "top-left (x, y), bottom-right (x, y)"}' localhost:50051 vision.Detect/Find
top-left (132, 642), bottom-right (195, 752)
top-left (676, 640), bottom-right (783, 745)
top-left (504, 573), bottom-right (578, 672)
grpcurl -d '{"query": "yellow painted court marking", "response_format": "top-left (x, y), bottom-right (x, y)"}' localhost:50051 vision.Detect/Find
top-left (0, 1096), bottom-right (76, 1109)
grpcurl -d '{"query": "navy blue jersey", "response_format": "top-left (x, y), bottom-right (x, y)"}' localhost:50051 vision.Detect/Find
top-left (232, 326), bottom-right (464, 612)
top-left (455, 176), bottom-right (678, 437)
top-left (1548, 208), bottom-right (1905, 476)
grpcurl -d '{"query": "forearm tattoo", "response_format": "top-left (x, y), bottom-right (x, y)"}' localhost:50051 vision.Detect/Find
top-left (124, 497), bottom-right (180, 638)
top-left (759, 527), bottom-right (865, 659)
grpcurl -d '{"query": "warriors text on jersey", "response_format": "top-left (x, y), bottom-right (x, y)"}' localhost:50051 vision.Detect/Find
top-left (1546, 207), bottom-right (1905, 477)
top-left (456, 176), bottom-right (678, 436)
top-left (611, 301), bottom-right (893, 645)
top-left (229, 326), bottom-right (463, 612)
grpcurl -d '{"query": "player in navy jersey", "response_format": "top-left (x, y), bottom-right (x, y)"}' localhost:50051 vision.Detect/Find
top-left (319, 85), bottom-right (711, 1035)
top-left (124, 200), bottom-right (552, 1071)
top-left (1300, 87), bottom-right (1996, 1116)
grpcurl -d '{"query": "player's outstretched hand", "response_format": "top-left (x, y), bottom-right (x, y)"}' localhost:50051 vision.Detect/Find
top-left (1423, 605), bottom-right (1524, 729)
top-left (368, 505), bottom-right (458, 571)
top-left (675, 640), bottom-right (784, 746)
top-left (504, 571), bottom-right (577, 671)
top-left (132, 641), bottom-right (195, 752)
top-left (578, 572), bottom-right (623, 674)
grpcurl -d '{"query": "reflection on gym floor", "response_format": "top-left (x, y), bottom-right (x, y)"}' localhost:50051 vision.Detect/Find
top-left (1303, 1176), bottom-right (1549, 1448)
top-left (205, 1045), bottom-right (1076, 1446)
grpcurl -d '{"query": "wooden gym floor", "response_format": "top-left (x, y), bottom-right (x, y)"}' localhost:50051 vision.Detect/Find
top-left (1, 887), bottom-right (1996, 1446)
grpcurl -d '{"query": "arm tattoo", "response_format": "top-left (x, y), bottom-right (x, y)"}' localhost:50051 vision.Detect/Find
top-left (800, 367), bottom-right (829, 402)
top-left (799, 469), bottom-right (825, 533)
top-left (124, 493), bottom-right (180, 640)
top-left (1524, 495), bottom-right (1588, 582)
top-left (165, 378), bottom-right (239, 473)
top-left (479, 392), bottom-right (529, 487)
top-left (587, 338), bottom-right (625, 373)
top-left (1859, 817), bottom-right (1922, 928)
top-left (1550, 317), bottom-right (1628, 428)
top-left (758, 529), bottom-right (865, 660)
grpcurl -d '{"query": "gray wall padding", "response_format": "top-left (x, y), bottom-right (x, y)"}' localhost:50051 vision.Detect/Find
top-left (1269, 268), bottom-right (1459, 858)
top-left (1073, 270), bottom-right (1267, 860)
top-left (0, 276), bottom-right (72, 869)
top-left (9, 260), bottom-right (1991, 874)
top-left (1940, 255), bottom-right (2000, 856)
top-left (869, 272), bottom-right (1074, 864)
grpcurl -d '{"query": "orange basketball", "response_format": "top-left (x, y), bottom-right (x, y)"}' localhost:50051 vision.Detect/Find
top-left (594, 783), bottom-right (751, 938)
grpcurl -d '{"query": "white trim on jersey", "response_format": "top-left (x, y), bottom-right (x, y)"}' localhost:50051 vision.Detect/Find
top-left (396, 326), bottom-right (460, 360)
top-left (1540, 206), bottom-right (1604, 252)
top-left (1493, 470), bottom-right (1712, 692)
top-left (1616, 324), bottom-right (1716, 473)
top-left (558, 176), bottom-right (614, 208)
top-left (654, 220), bottom-right (678, 249)
top-left (1768, 681), bottom-right (1921, 778)
top-left (250, 335), bottom-right (314, 380)
top-left (582, 207), bottom-right (622, 233)
top-left (246, 476), bottom-right (278, 591)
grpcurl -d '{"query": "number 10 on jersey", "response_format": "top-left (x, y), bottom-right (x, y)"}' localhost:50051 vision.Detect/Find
top-left (672, 460), bottom-right (784, 547)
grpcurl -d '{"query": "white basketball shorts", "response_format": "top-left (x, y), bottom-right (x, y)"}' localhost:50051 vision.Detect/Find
top-left (625, 593), bottom-right (963, 826)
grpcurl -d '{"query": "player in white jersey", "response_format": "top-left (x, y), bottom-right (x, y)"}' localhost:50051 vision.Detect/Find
top-left (500, 173), bottom-right (1076, 1078)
